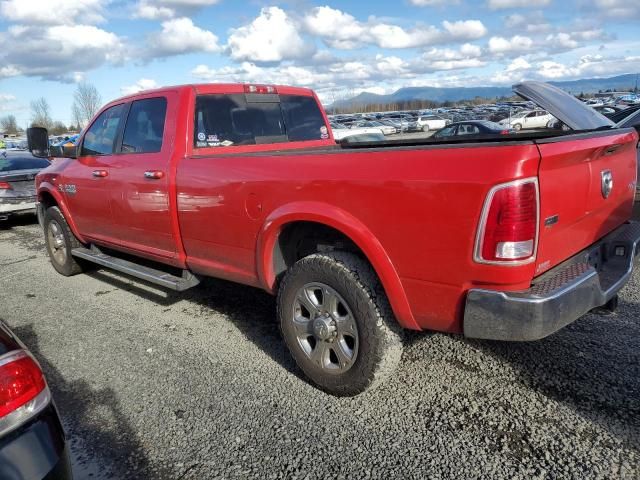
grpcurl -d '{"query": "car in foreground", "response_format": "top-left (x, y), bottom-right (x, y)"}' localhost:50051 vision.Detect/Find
top-left (416, 115), bottom-right (449, 132)
top-left (498, 109), bottom-right (555, 130)
top-left (0, 320), bottom-right (72, 479)
top-left (431, 120), bottom-right (513, 139)
top-left (0, 151), bottom-right (51, 221)
top-left (29, 81), bottom-right (640, 396)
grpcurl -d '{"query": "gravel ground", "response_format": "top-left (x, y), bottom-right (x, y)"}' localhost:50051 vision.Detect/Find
top-left (0, 216), bottom-right (639, 479)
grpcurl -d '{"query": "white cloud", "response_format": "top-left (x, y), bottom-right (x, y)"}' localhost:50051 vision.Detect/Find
top-left (545, 33), bottom-right (579, 50)
top-left (148, 17), bottom-right (220, 56)
top-left (0, 93), bottom-right (17, 112)
top-left (303, 6), bottom-right (367, 49)
top-left (0, 0), bottom-right (106, 25)
top-left (593, 0), bottom-right (640, 18)
top-left (135, 1), bottom-right (174, 19)
top-left (0, 24), bottom-right (125, 81)
top-left (304, 6), bottom-right (487, 50)
top-left (134, 0), bottom-right (221, 19)
top-left (121, 79), bottom-right (160, 95)
top-left (488, 0), bottom-right (551, 8)
top-left (227, 7), bottom-right (311, 62)
top-left (488, 35), bottom-right (534, 54)
top-left (409, 0), bottom-right (450, 5)
top-left (442, 20), bottom-right (488, 39)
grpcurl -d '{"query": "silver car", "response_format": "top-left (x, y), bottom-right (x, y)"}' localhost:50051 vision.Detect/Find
top-left (0, 150), bottom-right (50, 221)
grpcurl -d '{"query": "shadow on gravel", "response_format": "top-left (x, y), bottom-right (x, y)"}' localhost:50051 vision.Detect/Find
top-left (84, 271), bottom-right (302, 379)
top-left (10, 323), bottom-right (168, 479)
top-left (179, 277), bottom-right (304, 379)
top-left (467, 309), bottom-right (640, 451)
top-left (0, 213), bottom-right (37, 230)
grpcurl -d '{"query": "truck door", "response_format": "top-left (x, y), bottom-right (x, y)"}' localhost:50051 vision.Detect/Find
top-left (107, 95), bottom-right (177, 258)
top-left (62, 103), bottom-right (126, 242)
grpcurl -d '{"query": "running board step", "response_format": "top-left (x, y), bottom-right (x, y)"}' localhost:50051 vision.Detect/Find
top-left (71, 246), bottom-right (200, 291)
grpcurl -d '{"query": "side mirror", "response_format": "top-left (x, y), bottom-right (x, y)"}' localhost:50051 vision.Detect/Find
top-left (27, 127), bottom-right (50, 158)
top-left (49, 144), bottom-right (78, 159)
top-left (63, 144), bottom-right (78, 158)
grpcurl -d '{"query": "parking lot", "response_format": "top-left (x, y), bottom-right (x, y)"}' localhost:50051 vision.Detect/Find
top-left (0, 216), bottom-right (639, 479)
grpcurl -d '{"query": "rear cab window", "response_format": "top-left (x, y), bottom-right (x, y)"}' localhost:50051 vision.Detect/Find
top-left (194, 90), bottom-right (329, 149)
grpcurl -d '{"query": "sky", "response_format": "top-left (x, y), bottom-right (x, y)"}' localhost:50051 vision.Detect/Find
top-left (0, 0), bottom-right (639, 127)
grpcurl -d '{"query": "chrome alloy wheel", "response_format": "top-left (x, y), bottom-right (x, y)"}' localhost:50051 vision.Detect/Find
top-left (292, 282), bottom-right (359, 374)
top-left (47, 220), bottom-right (67, 266)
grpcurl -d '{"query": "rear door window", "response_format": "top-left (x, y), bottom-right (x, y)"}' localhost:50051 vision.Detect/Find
top-left (121, 97), bottom-right (167, 154)
top-left (81, 104), bottom-right (126, 156)
top-left (194, 94), bottom-right (327, 147)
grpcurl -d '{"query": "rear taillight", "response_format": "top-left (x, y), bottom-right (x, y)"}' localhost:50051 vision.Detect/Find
top-left (474, 178), bottom-right (539, 264)
top-left (0, 181), bottom-right (12, 190)
top-left (500, 130), bottom-right (510, 135)
top-left (0, 350), bottom-right (50, 436)
top-left (244, 84), bottom-right (277, 94)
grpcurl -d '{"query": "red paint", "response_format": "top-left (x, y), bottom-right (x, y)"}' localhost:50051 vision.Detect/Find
top-left (36, 84), bottom-right (639, 334)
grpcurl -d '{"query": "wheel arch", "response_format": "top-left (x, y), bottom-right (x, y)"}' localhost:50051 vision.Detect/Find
top-left (257, 201), bottom-right (420, 330)
top-left (37, 185), bottom-right (85, 243)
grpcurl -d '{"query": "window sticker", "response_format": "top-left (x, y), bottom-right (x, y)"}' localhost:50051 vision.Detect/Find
top-left (197, 132), bottom-right (206, 142)
top-left (320, 125), bottom-right (329, 139)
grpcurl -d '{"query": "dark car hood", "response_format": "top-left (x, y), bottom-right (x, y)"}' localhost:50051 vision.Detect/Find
top-left (513, 81), bottom-right (615, 131)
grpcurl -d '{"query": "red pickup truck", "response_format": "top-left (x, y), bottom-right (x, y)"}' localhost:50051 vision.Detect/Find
top-left (28, 81), bottom-right (640, 396)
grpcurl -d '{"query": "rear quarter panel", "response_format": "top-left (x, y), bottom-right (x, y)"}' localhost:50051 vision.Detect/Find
top-left (176, 141), bottom-right (541, 332)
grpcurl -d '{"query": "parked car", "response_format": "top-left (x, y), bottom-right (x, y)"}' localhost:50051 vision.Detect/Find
top-left (0, 320), bottom-right (72, 479)
top-left (431, 120), bottom-right (513, 139)
top-left (330, 123), bottom-right (385, 141)
top-left (498, 109), bottom-right (555, 131)
top-left (355, 120), bottom-right (396, 135)
top-left (29, 81), bottom-right (639, 396)
top-left (606, 105), bottom-right (640, 124)
top-left (416, 115), bottom-right (449, 132)
top-left (615, 108), bottom-right (640, 202)
top-left (0, 151), bottom-right (51, 221)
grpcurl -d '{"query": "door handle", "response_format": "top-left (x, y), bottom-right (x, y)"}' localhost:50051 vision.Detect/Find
top-left (144, 170), bottom-right (165, 179)
top-left (92, 170), bottom-right (108, 178)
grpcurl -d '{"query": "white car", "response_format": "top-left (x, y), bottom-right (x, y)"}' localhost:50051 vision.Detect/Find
top-left (499, 110), bottom-right (555, 131)
top-left (416, 115), bottom-right (449, 132)
top-left (330, 123), bottom-right (385, 140)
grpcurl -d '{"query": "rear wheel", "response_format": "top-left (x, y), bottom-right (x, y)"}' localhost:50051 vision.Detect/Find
top-left (277, 252), bottom-right (403, 396)
top-left (422, 125), bottom-right (429, 132)
top-left (43, 206), bottom-right (86, 276)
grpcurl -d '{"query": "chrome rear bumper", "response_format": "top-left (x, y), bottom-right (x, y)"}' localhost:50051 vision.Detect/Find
top-left (464, 221), bottom-right (640, 341)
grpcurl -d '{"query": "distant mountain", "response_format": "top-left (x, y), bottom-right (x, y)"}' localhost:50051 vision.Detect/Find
top-left (329, 73), bottom-right (640, 109)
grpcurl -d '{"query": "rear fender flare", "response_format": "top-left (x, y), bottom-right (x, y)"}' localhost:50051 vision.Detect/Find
top-left (37, 184), bottom-right (86, 243)
top-left (257, 201), bottom-right (420, 330)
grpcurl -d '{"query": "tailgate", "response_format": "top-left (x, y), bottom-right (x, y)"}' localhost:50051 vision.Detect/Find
top-left (534, 130), bottom-right (638, 276)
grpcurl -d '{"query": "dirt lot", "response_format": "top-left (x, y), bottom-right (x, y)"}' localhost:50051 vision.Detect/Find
top-left (0, 216), bottom-right (639, 479)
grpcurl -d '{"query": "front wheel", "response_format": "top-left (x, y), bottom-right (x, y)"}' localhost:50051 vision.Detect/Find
top-left (277, 252), bottom-right (403, 396)
top-left (422, 125), bottom-right (429, 132)
top-left (513, 123), bottom-right (522, 131)
top-left (43, 206), bottom-right (86, 276)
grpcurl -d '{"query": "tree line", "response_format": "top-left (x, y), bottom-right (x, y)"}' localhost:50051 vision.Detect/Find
top-left (0, 82), bottom-right (102, 136)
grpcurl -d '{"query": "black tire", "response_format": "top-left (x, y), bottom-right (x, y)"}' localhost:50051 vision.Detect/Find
top-left (277, 252), bottom-right (403, 396)
top-left (513, 123), bottom-right (522, 131)
top-left (43, 206), bottom-right (86, 276)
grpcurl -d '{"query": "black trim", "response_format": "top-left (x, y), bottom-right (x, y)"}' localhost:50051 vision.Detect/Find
top-left (113, 101), bottom-right (132, 154)
top-left (533, 127), bottom-right (636, 144)
top-left (245, 93), bottom-right (280, 103)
